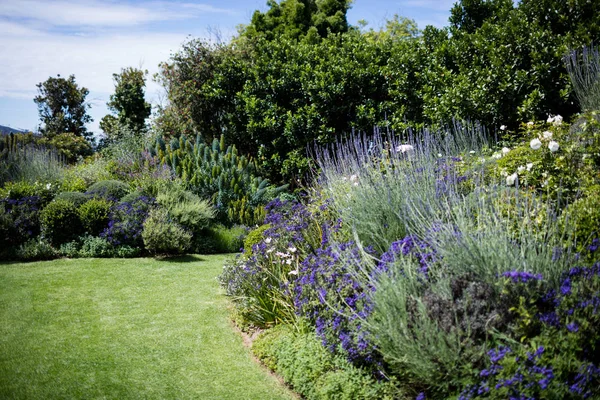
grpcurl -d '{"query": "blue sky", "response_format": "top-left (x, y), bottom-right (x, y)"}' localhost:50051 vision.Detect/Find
top-left (0, 0), bottom-right (456, 135)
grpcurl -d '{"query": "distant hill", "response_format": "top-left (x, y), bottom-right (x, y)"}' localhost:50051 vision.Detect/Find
top-left (0, 125), bottom-right (29, 135)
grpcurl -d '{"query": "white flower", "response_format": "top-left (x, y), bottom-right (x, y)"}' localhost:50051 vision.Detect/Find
top-left (527, 121), bottom-right (534, 127)
top-left (350, 174), bottom-right (358, 182)
top-left (288, 269), bottom-right (298, 275)
top-left (266, 248), bottom-right (274, 254)
top-left (46, 183), bottom-right (51, 190)
top-left (353, 182), bottom-right (359, 186)
top-left (547, 115), bottom-right (554, 124)
top-left (526, 162), bottom-right (534, 171)
top-left (506, 173), bottom-right (518, 186)
top-left (288, 246), bottom-right (297, 253)
top-left (396, 144), bottom-right (414, 154)
top-left (542, 131), bottom-right (553, 139)
top-left (500, 125), bottom-right (507, 131)
top-left (285, 259), bottom-right (293, 265)
top-left (548, 141), bottom-right (560, 153)
top-left (517, 166), bottom-right (526, 173)
top-left (437, 153), bottom-right (442, 158)
top-left (492, 152), bottom-right (502, 159)
top-left (469, 150), bottom-right (476, 155)
top-left (553, 115), bottom-right (563, 126)
top-left (342, 177), bottom-right (347, 181)
top-left (275, 251), bottom-right (286, 258)
top-left (530, 138), bottom-right (542, 150)
top-left (264, 237), bottom-right (272, 244)
top-left (502, 147), bottom-right (510, 155)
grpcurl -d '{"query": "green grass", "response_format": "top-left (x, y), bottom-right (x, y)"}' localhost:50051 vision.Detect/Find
top-left (0, 255), bottom-right (294, 400)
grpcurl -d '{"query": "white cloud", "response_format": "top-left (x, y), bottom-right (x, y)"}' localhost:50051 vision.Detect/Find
top-left (0, 0), bottom-right (236, 27)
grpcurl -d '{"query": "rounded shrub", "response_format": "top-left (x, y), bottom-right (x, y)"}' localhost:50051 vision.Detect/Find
top-left (78, 198), bottom-right (111, 236)
top-left (243, 224), bottom-right (271, 254)
top-left (85, 179), bottom-right (130, 201)
top-left (54, 191), bottom-right (88, 207)
top-left (15, 239), bottom-right (57, 261)
top-left (40, 199), bottom-right (83, 245)
top-left (560, 187), bottom-right (600, 252)
top-left (142, 208), bottom-right (192, 255)
top-left (156, 188), bottom-right (215, 233)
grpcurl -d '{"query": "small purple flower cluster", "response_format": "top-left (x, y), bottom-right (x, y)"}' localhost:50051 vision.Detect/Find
top-left (460, 345), bottom-right (554, 399)
top-left (1, 195), bottom-right (42, 244)
top-left (538, 263), bottom-right (600, 330)
top-left (294, 241), bottom-right (379, 364)
top-left (101, 195), bottom-right (154, 247)
top-left (378, 235), bottom-right (437, 277)
top-left (435, 157), bottom-right (469, 198)
top-left (501, 271), bottom-right (543, 284)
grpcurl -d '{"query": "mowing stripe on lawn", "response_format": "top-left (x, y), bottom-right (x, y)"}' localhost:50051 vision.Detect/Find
top-left (0, 255), bottom-right (294, 400)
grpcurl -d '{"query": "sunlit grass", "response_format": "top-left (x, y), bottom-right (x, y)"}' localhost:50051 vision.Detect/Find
top-left (0, 255), bottom-right (294, 400)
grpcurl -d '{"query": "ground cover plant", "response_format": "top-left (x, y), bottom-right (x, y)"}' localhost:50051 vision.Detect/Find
top-left (0, 255), bottom-right (294, 400)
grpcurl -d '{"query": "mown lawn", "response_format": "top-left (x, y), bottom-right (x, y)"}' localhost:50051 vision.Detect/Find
top-left (0, 255), bottom-right (294, 400)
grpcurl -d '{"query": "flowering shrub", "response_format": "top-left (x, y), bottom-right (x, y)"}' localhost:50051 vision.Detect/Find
top-left (101, 194), bottom-right (155, 248)
top-left (0, 195), bottom-right (43, 247)
top-left (459, 263), bottom-right (600, 399)
top-left (295, 241), bottom-right (379, 364)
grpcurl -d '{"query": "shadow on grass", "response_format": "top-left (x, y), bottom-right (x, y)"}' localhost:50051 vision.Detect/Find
top-left (156, 254), bottom-right (207, 263)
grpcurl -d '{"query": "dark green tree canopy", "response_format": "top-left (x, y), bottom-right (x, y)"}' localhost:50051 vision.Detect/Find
top-left (100, 67), bottom-right (151, 140)
top-left (34, 74), bottom-right (92, 140)
top-left (242, 0), bottom-right (352, 40)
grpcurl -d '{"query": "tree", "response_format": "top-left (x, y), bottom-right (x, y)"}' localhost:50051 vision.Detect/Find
top-left (34, 74), bottom-right (93, 140)
top-left (100, 67), bottom-right (152, 141)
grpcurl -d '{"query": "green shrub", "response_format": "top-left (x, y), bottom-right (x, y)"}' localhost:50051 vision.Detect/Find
top-left (39, 199), bottom-right (83, 245)
top-left (156, 188), bottom-right (215, 234)
top-left (15, 239), bottom-right (57, 261)
top-left (253, 324), bottom-right (399, 400)
top-left (113, 245), bottom-right (141, 258)
top-left (85, 179), bottom-right (130, 201)
top-left (192, 224), bottom-right (247, 254)
top-left (59, 241), bottom-right (80, 258)
top-left (59, 157), bottom-right (113, 192)
top-left (0, 180), bottom-right (57, 205)
top-left (142, 208), bottom-right (192, 255)
top-left (243, 224), bottom-right (271, 254)
top-left (54, 191), bottom-right (88, 207)
top-left (77, 198), bottom-right (111, 236)
top-left (560, 187), bottom-right (600, 252)
top-left (78, 235), bottom-right (114, 258)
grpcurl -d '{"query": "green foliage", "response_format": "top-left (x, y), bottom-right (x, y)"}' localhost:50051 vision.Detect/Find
top-left (560, 186), bottom-right (600, 252)
top-left (0, 139), bottom-right (65, 186)
top-left (59, 157), bottom-right (113, 192)
top-left (192, 224), bottom-right (247, 254)
top-left (85, 179), bottom-right (130, 201)
top-left (100, 67), bottom-right (151, 141)
top-left (34, 74), bottom-right (93, 140)
top-left (142, 208), bottom-right (192, 255)
top-left (0, 180), bottom-right (57, 205)
top-left (77, 235), bottom-right (114, 258)
top-left (37, 132), bottom-right (93, 163)
top-left (54, 191), bottom-right (88, 207)
top-left (156, 188), bottom-right (215, 233)
top-left (242, 0), bottom-right (351, 41)
top-left (243, 224), bottom-right (271, 254)
top-left (154, 135), bottom-right (286, 225)
top-left (39, 199), bottom-right (84, 245)
top-left (77, 198), bottom-right (111, 236)
top-left (15, 238), bottom-right (57, 261)
top-left (253, 323), bottom-right (399, 400)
